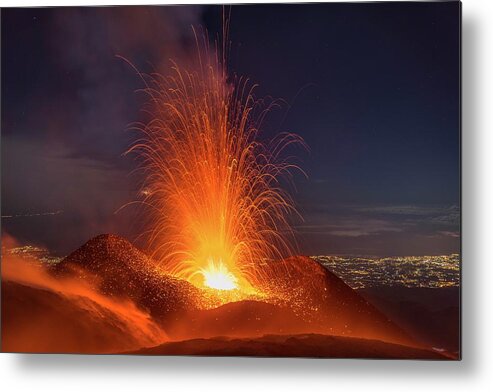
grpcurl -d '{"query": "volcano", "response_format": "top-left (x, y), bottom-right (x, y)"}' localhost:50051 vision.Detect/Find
top-left (2, 234), bottom-right (450, 358)
top-left (54, 235), bottom-right (412, 345)
top-left (53, 234), bottom-right (202, 321)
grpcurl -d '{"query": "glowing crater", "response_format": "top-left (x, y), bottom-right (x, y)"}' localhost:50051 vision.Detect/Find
top-left (201, 259), bottom-right (238, 291)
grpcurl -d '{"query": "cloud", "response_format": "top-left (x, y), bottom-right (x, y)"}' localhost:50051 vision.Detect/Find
top-left (295, 202), bottom-right (460, 255)
top-left (437, 231), bottom-right (460, 238)
top-left (1, 136), bottom-right (141, 253)
top-left (2, 6), bottom-right (205, 254)
top-left (346, 204), bottom-right (460, 228)
top-left (356, 205), bottom-right (438, 215)
top-left (41, 6), bottom-right (204, 165)
top-left (355, 204), bottom-right (459, 220)
top-left (297, 218), bottom-right (403, 237)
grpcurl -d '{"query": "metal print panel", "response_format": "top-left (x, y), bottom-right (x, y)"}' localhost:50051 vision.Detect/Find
top-left (0, 2), bottom-right (461, 359)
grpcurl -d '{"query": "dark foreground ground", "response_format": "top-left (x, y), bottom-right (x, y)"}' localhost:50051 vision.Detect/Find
top-left (359, 286), bottom-right (460, 354)
top-left (128, 334), bottom-right (450, 359)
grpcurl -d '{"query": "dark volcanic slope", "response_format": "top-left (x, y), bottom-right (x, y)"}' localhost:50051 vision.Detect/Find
top-left (261, 256), bottom-right (416, 346)
top-left (1, 281), bottom-right (165, 354)
top-left (129, 334), bottom-right (449, 359)
top-left (359, 286), bottom-right (460, 353)
top-left (166, 300), bottom-right (313, 340)
top-left (53, 234), bottom-right (201, 321)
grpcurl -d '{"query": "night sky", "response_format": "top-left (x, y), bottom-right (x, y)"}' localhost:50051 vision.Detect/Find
top-left (1, 2), bottom-right (460, 256)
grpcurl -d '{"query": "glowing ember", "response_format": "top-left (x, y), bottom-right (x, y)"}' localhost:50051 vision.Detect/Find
top-left (129, 29), bottom-right (304, 295)
top-left (201, 260), bottom-right (238, 291)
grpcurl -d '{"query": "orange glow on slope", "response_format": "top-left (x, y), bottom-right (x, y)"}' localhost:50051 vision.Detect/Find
top-left (128, 30), bottom-right (305, 295)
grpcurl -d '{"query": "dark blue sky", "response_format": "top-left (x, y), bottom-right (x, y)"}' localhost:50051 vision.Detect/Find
top-left (1, 3), bottom-right (460, 256)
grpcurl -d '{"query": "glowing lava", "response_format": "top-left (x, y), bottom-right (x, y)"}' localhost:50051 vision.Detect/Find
top-left (200, 260), bottom-right (238, 291)
top-left (129, 29), bottom-right (304, 295)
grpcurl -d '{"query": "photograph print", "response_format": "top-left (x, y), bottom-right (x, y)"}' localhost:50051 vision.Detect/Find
top-left (1, 1), bottom-right (461, 359)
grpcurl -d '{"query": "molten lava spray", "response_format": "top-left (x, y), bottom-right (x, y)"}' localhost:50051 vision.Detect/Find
top-left (129, 30), bottom-right (304, 294)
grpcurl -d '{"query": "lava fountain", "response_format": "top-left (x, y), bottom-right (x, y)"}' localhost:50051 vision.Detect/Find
top-left (128, 29), bottom-right (305, 295)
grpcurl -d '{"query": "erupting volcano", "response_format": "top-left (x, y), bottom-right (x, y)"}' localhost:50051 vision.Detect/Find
top-left (128, 29), bottom-right (304, 296)
top-left (1, 4), bottom-right (460, 359)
